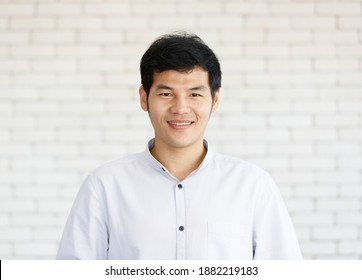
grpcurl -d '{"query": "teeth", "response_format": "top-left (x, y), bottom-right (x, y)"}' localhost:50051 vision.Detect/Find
top-left (168, 122), bottom-right (191, 126)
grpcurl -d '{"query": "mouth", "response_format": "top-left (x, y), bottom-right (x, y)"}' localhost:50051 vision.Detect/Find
top-left (167, 120), bottom-right (195, 130)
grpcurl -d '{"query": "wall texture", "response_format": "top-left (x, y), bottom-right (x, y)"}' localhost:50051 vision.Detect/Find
top-left (0, 0), bottom-right (361, 259)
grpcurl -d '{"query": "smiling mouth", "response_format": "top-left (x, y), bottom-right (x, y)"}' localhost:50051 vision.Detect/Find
top-left (167, 120), bottom-right (195, 129)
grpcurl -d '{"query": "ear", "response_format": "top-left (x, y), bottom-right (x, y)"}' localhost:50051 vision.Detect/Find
top-left (139, 85), bottom-right (148, 111)
top-left (211, 89), bottom-right (220, 112)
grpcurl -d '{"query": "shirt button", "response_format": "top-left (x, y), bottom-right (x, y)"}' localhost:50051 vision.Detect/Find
top-left (179, 226), bottom-right (184, 231)
top-left (177, 184), bottom-right (183, 189)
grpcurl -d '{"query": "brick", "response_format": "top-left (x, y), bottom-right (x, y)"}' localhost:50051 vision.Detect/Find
top-left (0, 32), bottom-right (29, 44)
top-left (13, 74), bottom-right (56, 86)
top-left (225, 2), bottom-right (268, 15)
top-left (0, 59), bottom-right (30, 72)
top-left (179, 1), bottom-right (221, 14)
top-left (37, 3), bottom-right (82, 15)
top-left (338, 17), bottom-right (362, 29)
top-left (36, 200), bottom-right (74, 214)
top-left (10, 45), bottom-right (55, 57)
top-left (0, 4), bottom-right (34, 15)
top-left (0, 186), bottom-right (12, 198)
top-left (273, 171), bottom-right (315, 184)
top-left (317, 198), bottom-right (360, 211)
top-left (315, 115), bottom-right (359, 127)
top-left (0, 200), bottom-right (35, 212)
top-left (294, 185), bottom-right (338, 198)
top-left (220, 31), bottom-right (264, 44)
top-left (292, 45), bottom-right (336, 57)
top-left (15, 102), bottom-right (59, 114)
top-left (339, 73), bottom-right (362, 86)
top-left (339, 185), bottom-right (362, 197)
top-left (314, 31), bottom-right (359, 43)
top-left (284, 198), bottom-right (314, 212)
top-left (246, 17), bottom-right (290, 29)
top-left (267, 59), bottom-right (312, 71)
top-left (315, 59), bottom-right (359, 71)
top-left (293, 101), bottom-right (336, 113)
top-left (79, 58), bottom-right (124, 71)
top-left (268, 143), bottom-right (314, 155)
top-left (32, 31), bottom-right (75, 43)
top-left (57, 74), bottom-right (103, 86)
top-left (57, 129), bottom-right (102, 143)
top-left (246, 73), bottom-right (290, 86)
top-left (244, 129), bottom-right (290, 142)
top-left (80, 32), bottom-right (124, 43)
top-left (338, 101), bottom-right (362, 112)
top-left (10, 18), bottom-right (55, 30)
top-left (313, 227), bottom-right (358, 240)
top-left (302, 241), bottom-right (336, 255)
top-left (14, 242), bottom-right (58, 256)
top-left (32, 229), bottom-right (63, 241)
top-left (269, 115), bottom-right (312, 127)
top-left (58, 17), bottom-right (103, 30)
top-left (131, 3), bottom-right (174, 15)
top-left (246, 101), bottom-right (291, 113)
top-left (56, 46), bottom-right (101, 57)
top-left (317, 143), bottom-right (360, 155)
top-left (151, 17), bottom-right (196, 29)
top-left (32, 59), bottom-right (77, 72)
top-left (293, 213), bottom-right (334, 226)
top-left (222, 59), bottom-right (265, 72)
top-left (12, 129), bottom-right (56, 142)
top-left (59, 102), bottom-right (105, 115)
top-left (0, 228), bottom-right (31, 241)
top-left (36, 116), bottom-right (82, 128)
top-left (292, 17), bottom-right (335, 29)
top-left (0, 144), bottom-right (32, 156)
top-left (0, 244), bottom-right (12, 256)
top-left (198, 16), bottom-right (243, 28)
top-left (12, 158), bottom-right (55, 171)
top-left (291, 157), bottom-right (335, 170)
top-left (316, 2), bottom-right (361, 15)
top-left (337, 45), bottom-right (362, 56)
top-left (270, 3), bottom-right (315, 15)
top-left (338, 157), bottom-right (362, 169)
top-left (338, 241), bottom-right (362, 255)
top-left (316, 171), bottom-right (360, 184)
top-left (104, 17), bottom-right (148, 30)
top-left (267, 31), bottom-right (311, 43)
top-left (223, 114), bottom-right (266, 128)
top-left (336, 213), bottom-right (362, 225)
top-left (339, 129), bottom-right (362, 140)
top-left (246, 45), bottom-right (290, 58)
top-left (11, 214), bottom-right (56, 227)
top-left (34, 144), bottom-right (79, 156)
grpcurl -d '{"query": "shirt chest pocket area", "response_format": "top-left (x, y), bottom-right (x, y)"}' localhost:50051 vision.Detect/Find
top-left (207, 221), bottom-right (253, 260)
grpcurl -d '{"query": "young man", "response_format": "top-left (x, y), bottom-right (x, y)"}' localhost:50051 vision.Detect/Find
top-left (56, 32), bottom-right (302, 260)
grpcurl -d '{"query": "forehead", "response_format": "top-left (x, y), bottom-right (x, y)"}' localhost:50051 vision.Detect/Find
top-left (152, 67), bottom-right (210, 90)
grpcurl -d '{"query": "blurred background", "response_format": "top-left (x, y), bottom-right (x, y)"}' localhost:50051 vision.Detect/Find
top-left (0, 0), bottom-right (361, 259)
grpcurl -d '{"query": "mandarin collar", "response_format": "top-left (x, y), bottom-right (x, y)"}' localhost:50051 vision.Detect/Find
top-left (143, 138), bottom-right (212, 177)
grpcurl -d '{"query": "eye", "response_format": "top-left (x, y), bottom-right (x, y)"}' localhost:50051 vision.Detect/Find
top-left (191, 93), bottom-right (202, 97)
top-left (159, 92), bottom-right (172, 97)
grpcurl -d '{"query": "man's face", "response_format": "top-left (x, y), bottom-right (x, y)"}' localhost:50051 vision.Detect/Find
top-left (139, 67), bottom-right (220, 151)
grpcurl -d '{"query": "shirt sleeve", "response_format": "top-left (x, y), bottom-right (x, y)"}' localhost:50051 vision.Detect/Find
top-left (56, 173), bottom-right (109, 259)
top-left (252, 173), bottom-right (302, 260)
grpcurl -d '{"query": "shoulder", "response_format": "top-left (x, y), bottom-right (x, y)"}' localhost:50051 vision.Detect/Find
top-left (211, 152), bottom-right (270, 177)
top-left (87, 152), bottom-right (146, 181)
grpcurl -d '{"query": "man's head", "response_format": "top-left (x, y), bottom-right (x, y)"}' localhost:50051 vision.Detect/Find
top-left (140, 32), bottom-right (221, 99)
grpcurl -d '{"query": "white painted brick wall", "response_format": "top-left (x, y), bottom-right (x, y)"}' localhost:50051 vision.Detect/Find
top-left (0, 0), bottom-right (361, 260)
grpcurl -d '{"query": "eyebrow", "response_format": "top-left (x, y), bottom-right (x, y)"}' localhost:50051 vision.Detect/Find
top-left (155, 84), bottom-right (208, 91)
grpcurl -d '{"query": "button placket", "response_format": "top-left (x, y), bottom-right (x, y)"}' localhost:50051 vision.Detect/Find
top-left (175, 182), bottom-right (186, 259)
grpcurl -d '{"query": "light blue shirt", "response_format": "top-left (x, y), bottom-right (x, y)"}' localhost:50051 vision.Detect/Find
top-left (56, 139), bottom-right (302, 259)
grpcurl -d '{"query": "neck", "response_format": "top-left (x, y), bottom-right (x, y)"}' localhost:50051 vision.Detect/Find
top-left (151, 139), bottom-right (207, 181)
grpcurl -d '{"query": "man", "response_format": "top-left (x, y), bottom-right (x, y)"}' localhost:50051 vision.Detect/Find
top-left (56, 32), bottom-right (302, 260)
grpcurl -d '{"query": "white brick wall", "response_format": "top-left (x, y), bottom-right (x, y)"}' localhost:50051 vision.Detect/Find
top-left (0, 0), bottom-right (361, 260)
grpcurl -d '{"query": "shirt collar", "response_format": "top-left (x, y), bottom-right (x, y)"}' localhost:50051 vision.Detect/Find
top-left (143, 138), bottom-right (213, 177)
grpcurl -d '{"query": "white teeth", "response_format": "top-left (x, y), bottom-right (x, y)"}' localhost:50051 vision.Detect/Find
top-left (168, 122), bottom-right (191, 126)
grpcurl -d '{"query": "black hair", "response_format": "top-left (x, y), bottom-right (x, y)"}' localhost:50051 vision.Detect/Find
top-left (140, 32), bottom-right (221, 98)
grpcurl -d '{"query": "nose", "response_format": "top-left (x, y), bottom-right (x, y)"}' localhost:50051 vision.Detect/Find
top-left (170, 96), bottom-right (191, 114)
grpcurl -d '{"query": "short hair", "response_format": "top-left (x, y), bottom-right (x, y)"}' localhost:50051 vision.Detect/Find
top-left (140, 32), bottom-right (221, 98)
